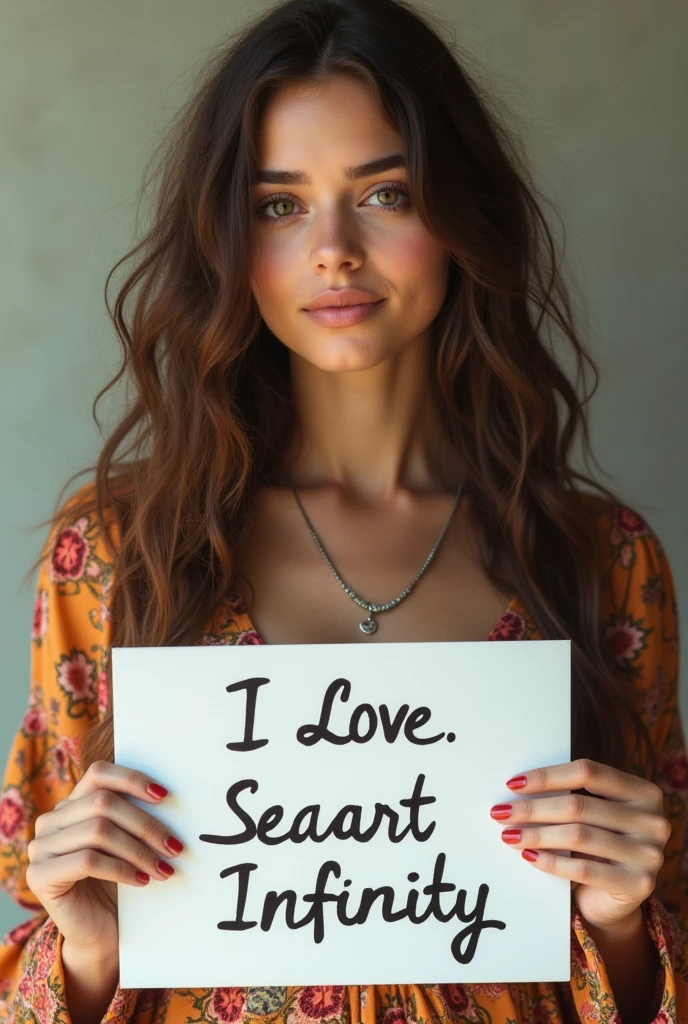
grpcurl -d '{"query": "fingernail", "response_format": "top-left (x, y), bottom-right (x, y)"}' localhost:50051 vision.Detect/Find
top-left (156, 859), bottom-right (175, 877)
top-left (164, 835), bottom-right (184, 855)
top-left (501, 829), bottom-right (522, 844)
top-left (490, 804), bottom-right (513, 820)
top-left (506, 775), bottom-right (527, 789)
top-left (136, 871), bottom-right (150, 884)
top-left (522, 849), bottom-right (539, 862)
top-left (147, 783), bottom-right (168, 799)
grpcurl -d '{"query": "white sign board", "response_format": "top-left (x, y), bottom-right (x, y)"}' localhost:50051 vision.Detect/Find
top-left (112, 640), bottom-right (571, 989)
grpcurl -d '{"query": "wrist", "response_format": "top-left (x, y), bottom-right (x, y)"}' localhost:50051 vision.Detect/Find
top-left (61, 937), bottom-right (121, 1024)
top-left (584, 903), bottom-right (646, 941)
top-left (62, 936), bottom-right (120, 977)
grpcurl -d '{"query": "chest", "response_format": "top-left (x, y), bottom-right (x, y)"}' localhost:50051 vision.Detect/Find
top-left (231, 489), bottom-right (514, 645)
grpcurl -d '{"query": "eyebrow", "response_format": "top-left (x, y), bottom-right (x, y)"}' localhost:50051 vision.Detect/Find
top-left (253, 153), bottom-right (406, 186)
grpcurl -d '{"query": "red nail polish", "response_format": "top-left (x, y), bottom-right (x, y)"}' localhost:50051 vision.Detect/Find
top-left (522, 849), bottom-right (539, 862)
top-left (490, 804), bottom-right (513, 819)
top-left (156, 859), bottom-right (175, 877)
top-left (164, 835), bottom-right (185, 855)
top-left (506, 775), bottom-right (527, 789)
top-left (147, 783), bottom-right (168, 799)
top-left (501, 829), bottom-right (522, 843)
top-left (136, 871), bottom-right (150, 884)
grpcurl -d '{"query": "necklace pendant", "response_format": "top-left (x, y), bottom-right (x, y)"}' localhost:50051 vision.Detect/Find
top-left (359, 615), bottom-right (378, 635)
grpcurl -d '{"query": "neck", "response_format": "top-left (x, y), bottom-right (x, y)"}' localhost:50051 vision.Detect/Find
top-left (274, 332), bottom-right (463, 502)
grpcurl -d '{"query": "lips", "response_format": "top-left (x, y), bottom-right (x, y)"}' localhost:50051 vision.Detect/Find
top-left (304, 288), bottom-right (382, 310)
top-left (303, 299), bottom-right (385, 327)
top-left (313, 299), bottom-right (383, 309)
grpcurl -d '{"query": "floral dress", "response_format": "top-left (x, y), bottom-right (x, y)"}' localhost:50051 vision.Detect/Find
top-left (0, 486), bottom-right (686, 1024)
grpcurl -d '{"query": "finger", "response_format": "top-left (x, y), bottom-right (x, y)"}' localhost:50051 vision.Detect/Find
top-left (507, 759), bottom-right (663, 811)
top-left (499, 822), bottom-right (665, 874)
top-left (35, 788), bottom-right (184, 862)
top-left (28, 817), bottom-right (176, 882)
top-left (518, 847), bottom-right (657, 902)
top-left (495, 792), bottom-right (670, 844)
top-left (50, 759), bottom-right (168, 812)
top-left (26, 847), bottom-right (154, 900)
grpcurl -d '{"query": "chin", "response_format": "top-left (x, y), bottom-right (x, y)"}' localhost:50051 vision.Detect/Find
top-left (301, 336), bottom-right (396, 373)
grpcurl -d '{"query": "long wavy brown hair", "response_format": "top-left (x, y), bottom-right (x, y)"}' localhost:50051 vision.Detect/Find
top-left (27, 0), bottom-right (654, 781)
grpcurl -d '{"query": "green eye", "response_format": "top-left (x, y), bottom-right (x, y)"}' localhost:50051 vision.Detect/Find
top-left (255, 182), bottom-right (410, 220)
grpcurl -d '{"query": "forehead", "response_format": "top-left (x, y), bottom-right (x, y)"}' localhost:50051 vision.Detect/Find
top-left (254, 75), bottom-right (402, 173)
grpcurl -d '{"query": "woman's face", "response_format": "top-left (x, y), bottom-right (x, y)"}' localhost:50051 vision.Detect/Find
top-left (249, 74), bottom-right (450, 374)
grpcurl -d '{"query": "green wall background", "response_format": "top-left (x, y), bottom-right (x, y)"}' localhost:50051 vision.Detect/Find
top-left (1, 0), bottom-right (686, 933)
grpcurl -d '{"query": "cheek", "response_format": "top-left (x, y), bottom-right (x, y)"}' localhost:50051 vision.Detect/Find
top-left (377, 223), bottom-right (447, 279)
top-left (381, 230), bottom-right (449, 312)
top-left (383, 228), bottom-right (433, 264)
top-left (250, 238), bottom-right (298, 312)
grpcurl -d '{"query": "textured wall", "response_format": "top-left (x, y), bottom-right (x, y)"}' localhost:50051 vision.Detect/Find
top-left (1, 0), bottom-right (686, 932)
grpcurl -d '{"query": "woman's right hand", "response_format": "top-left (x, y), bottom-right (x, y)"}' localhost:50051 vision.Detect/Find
top-left (25, 760), bottom-right (184, 963)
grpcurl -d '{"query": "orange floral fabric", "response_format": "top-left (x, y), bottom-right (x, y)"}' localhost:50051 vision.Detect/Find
top-left (0, 487), bottom-right (686, 1023)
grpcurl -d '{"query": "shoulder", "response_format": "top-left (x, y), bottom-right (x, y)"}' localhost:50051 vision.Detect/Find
top-left (41, 478), bottom-right (120, 577)
top-left (33, 480), bottom-right (122, 724)
top-left (578, 491), bottom-right (676, 607)
top-left (587, 493), bottom-right (677, 627)
top-left (37, 476), bottom-right (121, 624)
top-left (581, 491), bottom-right (679, 698)
top-left (35, 479), bottom-right (129, 642)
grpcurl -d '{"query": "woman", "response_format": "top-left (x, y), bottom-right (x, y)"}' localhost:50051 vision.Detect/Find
top-left (0, 0), bottom-right (685, 1021)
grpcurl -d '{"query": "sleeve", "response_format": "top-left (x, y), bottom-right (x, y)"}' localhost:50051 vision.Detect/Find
top-left (566, 505), bottom-right (687, 1023)
top-left (0, 493), bottom-right (140, 1023)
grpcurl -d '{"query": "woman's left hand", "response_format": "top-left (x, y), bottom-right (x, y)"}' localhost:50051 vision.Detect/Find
top-left (489, 757), bottom-right (672, 931)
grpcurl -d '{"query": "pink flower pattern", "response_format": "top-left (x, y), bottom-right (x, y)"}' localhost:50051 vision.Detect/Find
top-left (97, 669), bottom-right (109, 715)
top-left (31, 588), bottom-right (48, 642)
top-left (296, 986), bottom-right (345, 1020)
top-left (0, 787), bottom-right (26, 842)
top-left (2, 917), bottom-right (40, 947)
top-left (383, 1008), bottom-right (408, 1024)
top-left (22, 702), bottom-right (47, 735)
top-left (50, 521), bottom-right (90, 582)
top-left (439, 984), bottom-right (470, 1014)
top-left (236, 629), bottom-right (264, 645)
top-left (656, 748), bottom-right (688, 795)
top-left (611, 506), bottom-right (649, 543)
top-left (485, 610), bottom-right (528, 642)
top-left (207, 987), bottom-right (247, 1022)
top-left (604, 614), bottom-right (649, 666)
top-left (55, 647), bottom-right (96, 707)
